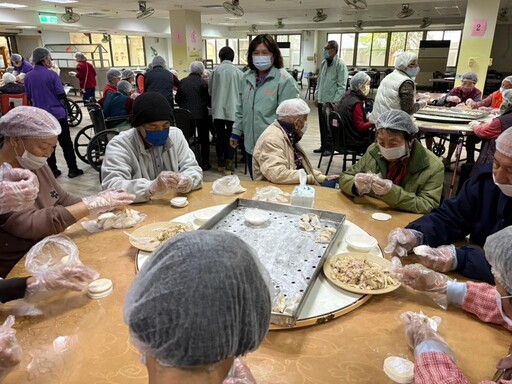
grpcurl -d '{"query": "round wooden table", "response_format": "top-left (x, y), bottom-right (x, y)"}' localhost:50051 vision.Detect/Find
top-left (4, 182), bottom-right (511, 383)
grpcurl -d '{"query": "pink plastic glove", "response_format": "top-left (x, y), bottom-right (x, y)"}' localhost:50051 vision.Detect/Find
top-left (413, 244), bottom-right (457, 272)
top-left (446, 95), bottom-right (461, 104)
top-left (384, 228), bottom-right (422, 257)
top-left (400, 311), bottom-right (456, 360)
top-left (0, 315), bottom-right (22, 381)
top-left (149, 172), bottom-right (193, 195)
top-left (354, 173), bottom-right (373, 195)
top-left (393, 262), bottom-right (451, 294)
top-left (82, 189), bottom-right (135, 216)
top-left (25, 263), bottom-right (99, 295)
top-left (0, 164), bottom-right (39, 214)
top-left (223, 358), bottom-right (256, 384)
top-left (371, 175), bottom-right (393, 195)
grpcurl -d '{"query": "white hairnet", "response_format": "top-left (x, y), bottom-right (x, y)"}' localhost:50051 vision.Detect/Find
top-left (117, 80), bottom-right (132, 94)
top-left (502, 89), bottom-right (512, 104)
top-left (276, 98), bottom-right (311, 117)
top-left (107, 68), bottom-right (122, 82)
top-left (394, 51), bottom-right (417, 70)
top-left (189, 61), bottom-right (205, 75)
top-left (75, 52), bottom-right (87, 62)
top-left (170, 69), bottom-right (178, 78)
top-left (2, 73), bottom-right (16, 84)
top-left (502, 76), bottom-right (512, 87)
top-left (496, 127), bottom-right (512, 157)
top-left (11, 54), bottom-right (22, 63)
top-left (124, 230), bottom-right (271, 368)
top-left (350, 72), bottom-right (371, 91)
top-left (376, 109), bottom-right (418, 135)
top-left (484, 226), bottom-right (512, 293)
top-left (462, 72), bottom-right (478, 83)
top-left (152, 56), bottom-right (166, 68)
top-left (0, 106), bottom-right (61, 138)
top-left (122, 69), bottom-right (135, 80)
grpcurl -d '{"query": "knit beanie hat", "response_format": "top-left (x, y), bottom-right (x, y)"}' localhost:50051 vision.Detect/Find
top-left (131, 92), bottom-right (173, 127)
top-left (32, 47), bottom-right (50, 64)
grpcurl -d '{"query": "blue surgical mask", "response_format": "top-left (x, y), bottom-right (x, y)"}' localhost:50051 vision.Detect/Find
top-left (145, 129), bottom-right (169, 146)
top-left (252, 55), bottom-right (272, 71)
top-left (406, 66), bottom-right (420, 79)
top-left (323, 49), bottom-right (331, 59)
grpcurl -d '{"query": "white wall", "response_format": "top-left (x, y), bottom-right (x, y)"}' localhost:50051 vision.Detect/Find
top-left (301, 30), bottom-right (316, 74)
top-left (144, 36), bottom-right (170, 68)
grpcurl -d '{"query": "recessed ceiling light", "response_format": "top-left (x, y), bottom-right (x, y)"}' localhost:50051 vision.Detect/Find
top-left (19, 25), bottom-right (37, 28)
top-left (0, 3), bottom-right (28, 7)
top-left (41, 0), bottom-right (78, 3)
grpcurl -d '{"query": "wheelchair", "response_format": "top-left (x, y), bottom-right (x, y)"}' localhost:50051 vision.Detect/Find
top-left (66, 98), bottom-right (83, 127)
top-left (73, 100), bottom-right (130, 172)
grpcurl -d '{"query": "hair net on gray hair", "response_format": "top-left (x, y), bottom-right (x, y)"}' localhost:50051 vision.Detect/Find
top-left (124, 230), bottom-right (271, 368)
top-left (75, 52), bottom-right (87, 62)
top-left (32, 47), bottom-right (50, 64)
top-left (189, 61), bottom-right (205, 75)
top-left (117, 80), bottom-right (132, 94)
top-left (276, 98), bottom-right (311, 117)
top-left (122, 69), bottom-right (135, 80)
top-left (496, 126), bottom-right (512, 158)
top-left (394, 51), bottom-right (417, 70)
top-left (462, 72), bottom-right (478, 83)
top-left (11, 54), bottom-right (22, 63)
top-left (376, 109), bottom-right (418, 135)
top-left (107, 68), bottom-right (122, 82)
top-left (502, 76), bottom-right (512, 87)
top-left (152, 56), bottom-right (166, 68)
top-left (0, 106), bottom-right (61, 138)
top-left (484, 226), bottom-right (512, 294)
top-left (350, 71), bottom-right (371, 91)
top-left (502, 89), bottom-right (512, 104)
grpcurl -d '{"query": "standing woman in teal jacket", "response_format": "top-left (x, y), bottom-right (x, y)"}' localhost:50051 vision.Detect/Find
top-left (230, 34), bottom-right (300, 179)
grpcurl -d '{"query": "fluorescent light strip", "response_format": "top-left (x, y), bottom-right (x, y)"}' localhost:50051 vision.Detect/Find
top-left (0, 3), bottom-right (28, 7)
top-left (41, 0), bottom-right (78, 3)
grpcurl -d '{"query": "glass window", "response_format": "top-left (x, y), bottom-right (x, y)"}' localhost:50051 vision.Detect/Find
top-left (444, 30), bottom-right (461, 67)
top-left (426, 31), bottom-right (443, 40)
top-left (340, 33), bottom-right (355, 66)
top-left (405, 31), bottom-right (422, 56)
top-left (356, 33), bottom-right (372, 67)
top-left (90, 33), bottom-right (111, 67)
top-left (228, 38), bottom-right (239, 64)
top-left (111, 35), bottom-right (129, 67)
top-left (206, 39), bottom-right (216, 64)
top-left (128, 36), bottom-right (145, 67)
top-left (70, 32), bottom-right (90, 44)
top-left (215, 39), bottom-right (226, 65)
top-left (239, 38), bottom-right (249, 65)
top-left (370, 32), bottom-right (388, 67)
top-left (327, 33), bottom-right (341, 53)
top-left (389, 32), bottom-right (406, 65)
top-left (289, 35), bottom-right (301, 66)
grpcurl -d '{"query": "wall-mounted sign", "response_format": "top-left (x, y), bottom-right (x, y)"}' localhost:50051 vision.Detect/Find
top-left (39, 13), bottom-right (58, 24)
top-left (472, 19), bottom-right (486, 36)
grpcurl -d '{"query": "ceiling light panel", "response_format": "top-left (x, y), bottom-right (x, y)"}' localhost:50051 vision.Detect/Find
top-left (0, 3), bottom-right (28, 7)
top-left (41, 0), bottom-right (78, 3)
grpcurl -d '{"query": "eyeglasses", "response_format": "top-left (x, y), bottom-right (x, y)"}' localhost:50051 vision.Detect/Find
top-left (501, 295), bottom-right (512, 299)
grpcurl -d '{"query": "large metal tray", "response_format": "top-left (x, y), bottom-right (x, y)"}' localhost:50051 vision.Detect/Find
top-left (201, 199), bottom-right (346, 328)
top-left (414, 106), bottom-right (488, 122)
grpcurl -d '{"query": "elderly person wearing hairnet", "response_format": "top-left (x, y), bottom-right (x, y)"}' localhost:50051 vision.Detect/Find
top-left (0, 73), bottom-right (25, 95)
top-left (70, 52), bottom-right (97, 101)
top-left (0, 106), bottom-right (135, 277)
top-left (9, 53), bottom-right (33, 83)
top-left (253, 98), bottom-right (330, 184)
top-left (175, 61), bottom-right (212, 170)
top-left (24, 47), bottom-right (83, 179)
top-left (124, 230), bottom-right (271, 384)
top-left (469, 75), bottom-right (512, 110)
top-left (144, 56), bottom-right (180, 111)
top-left (99, 68), bottom-right (122, 107)
top-left (336, 71), bottom-right (375, 150)
top-left (339, 109), bottom-right (443, 214)
top-left (370, 51), bottom-right (427, 123)
top-left (385, 127), bottom-right (512, 284)
top-left (102, 80), bottom-right (134, 128)
top-left (122, 69), bottom-right (135, 84)
top-left (102, 92), bottom-right (202, 203)
top-left (393, 226), bottom-right (512, 383)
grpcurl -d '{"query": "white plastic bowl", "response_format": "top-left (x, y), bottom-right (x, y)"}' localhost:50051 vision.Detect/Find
top-left (244, 209), bottom-right (269, 226)
top-left (346, 233), bottom-right (378, 252)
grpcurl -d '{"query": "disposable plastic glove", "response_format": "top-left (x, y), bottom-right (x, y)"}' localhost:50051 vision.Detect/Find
top-left (446, 95), bottom-right (461, 104)
top-left (82, 189), bottom-right (135, 216)
top-left (0, 165), bottom-right (39, 214)
top-left (393, 261), bottom-right (451, 294)
top-left (400, 311), bottom-right (456, 360)
top-left (0, 316), bottom-right (22, 382)
top-left (25, 263), bottom-right (99, 295)
top-left (175, 174), bottom-right (193, 193)
top-left (149, 171), bottom-right (193, 195)
top-left (371, 175), bottom-right (393, 195)
top-left (384, 228), bottom-right (422, 257)
top-left (222, 358), bottom-right (256, 384)
top-left (418, 100), bottom-right (428, 109)
top-left (465, 98), bottom-right (475, 107)
top-left (354, 173), bottom-right (373, 195)
top-left (417, 92), bottom-right (431, 101)
top-left (413, 244), bottom-right (458, 272)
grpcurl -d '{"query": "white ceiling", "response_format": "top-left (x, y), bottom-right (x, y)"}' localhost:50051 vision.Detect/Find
top-left (0, 0), bottom-right (510, 34)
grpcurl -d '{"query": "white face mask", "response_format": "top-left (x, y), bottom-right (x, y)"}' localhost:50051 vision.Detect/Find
top-left (500, 87), bottom-right (505, 94)
top-left (252, 55), bottom-right (272, 71)
top-left (495, 291), bottom-right (512, 327)
top-left (300, 121), bottom-right (308, 135)
top-left (493, 174), bottom-right (512, 197)
top-left (378, 144), bottom-right (407, 161)
top-left (14, 142), bottom-right (48, 170)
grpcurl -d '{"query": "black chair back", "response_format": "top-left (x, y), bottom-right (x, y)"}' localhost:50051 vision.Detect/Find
top-left (327, 111), bottom-right (366, 172)
top-left (174, 108), bottom-right (201, 163)
top-left (88, 104), bottom-right (107, 134)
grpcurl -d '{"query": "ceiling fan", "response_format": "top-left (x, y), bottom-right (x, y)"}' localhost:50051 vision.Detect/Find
top-left (344, 0), bottom-right (367, 10)
top-left (275, 18), bottom-right (284, 29)
top-left (136, 1), bottom-right (154, 19)
top-left (61, 7), bottom-right (80, 23)
top-left (498, 8), bottom-right (509, 22)
top-left (420, 17), bottom-right (432, 28)
top-left (354, 20), bottom-right (363, 31)
top-left (313, 9), bottom-right (328, 22)
top-left (101, 33), bottom-right (111, 43)
top-left (397, 3), bottom-right (415, 18)
top-left (223, 0), bottom-right (244, 17)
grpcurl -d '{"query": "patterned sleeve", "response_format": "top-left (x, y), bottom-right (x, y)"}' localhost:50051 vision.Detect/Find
top-left (398, 80), bottom-right (420, 115)
top-left (415, 352), bottom-right (470, 384)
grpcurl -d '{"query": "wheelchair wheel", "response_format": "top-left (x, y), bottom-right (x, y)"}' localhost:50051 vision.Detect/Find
top-left (86, 129), bottom-right (119, 172)
top-left (67, 100), bottom-right (83, 127)
top-left (73, 124), bottom-right (95, 164)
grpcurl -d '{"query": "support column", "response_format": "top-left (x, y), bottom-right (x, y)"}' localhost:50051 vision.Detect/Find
top-left (168, 10), bottom-right (202, 75)
top-left (455, 0), bottom-right (500, 86)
